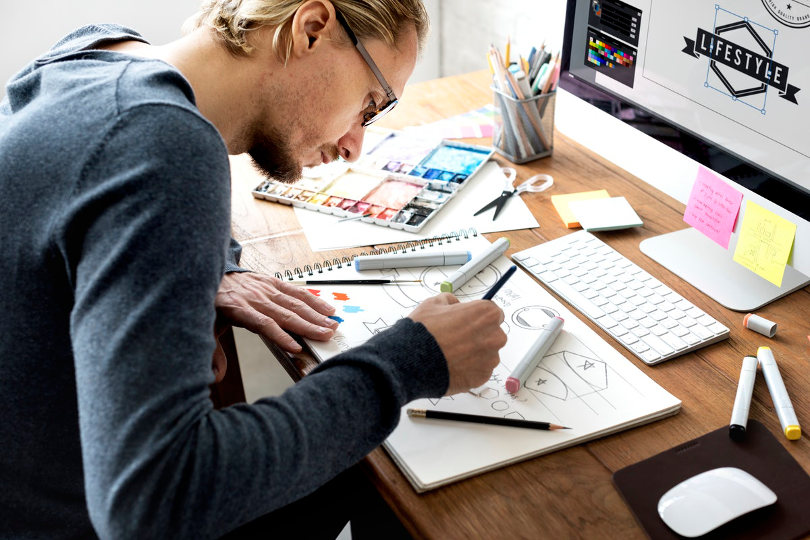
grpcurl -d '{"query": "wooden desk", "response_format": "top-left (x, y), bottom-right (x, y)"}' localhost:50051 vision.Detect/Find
top-left (229, 70), bottom-right (810, 538)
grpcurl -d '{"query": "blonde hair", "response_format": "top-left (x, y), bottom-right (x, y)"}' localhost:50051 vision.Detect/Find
top-left (184, 0), bottom-right (429, 60)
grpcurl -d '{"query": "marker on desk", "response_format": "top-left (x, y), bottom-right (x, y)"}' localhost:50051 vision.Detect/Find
top-left (354, 250), bottom-right (470, 271)
top-left (505, 316), bottom-right (564, 394)
top-left (729, 355), bottom-right (758, 441)
top-left (440, 237), bottom-right (509, 293)
top-left (482, 265), bottom-right (517, 300)
top-left (757, 346), bottom-right (801, 440)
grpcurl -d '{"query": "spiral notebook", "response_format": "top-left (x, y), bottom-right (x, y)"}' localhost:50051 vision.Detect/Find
top-left (281, 229), bottom-right (682, 492)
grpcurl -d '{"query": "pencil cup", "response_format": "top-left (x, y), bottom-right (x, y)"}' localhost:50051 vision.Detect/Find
top-left (492, 88), bottom-right (555, 164)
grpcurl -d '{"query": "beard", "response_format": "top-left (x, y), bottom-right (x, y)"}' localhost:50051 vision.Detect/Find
top-left (248, 125), bottom-right (303, 185)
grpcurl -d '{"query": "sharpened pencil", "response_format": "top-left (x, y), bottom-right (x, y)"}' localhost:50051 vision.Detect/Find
top-left (288, 279), bottom-right (421, 285)
top-left (407, 408), bottom-right (570, 431)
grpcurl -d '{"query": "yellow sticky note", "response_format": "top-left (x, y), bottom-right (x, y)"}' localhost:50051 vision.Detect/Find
top-left (550, 190), bottom-right (610, 228)
top-left (732, 201), bottom-right (797, 287)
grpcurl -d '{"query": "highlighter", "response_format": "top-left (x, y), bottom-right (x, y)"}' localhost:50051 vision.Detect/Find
top-left (440, 238), bottom-right (509, 293)
top-left (757, 346), bottom-right (801, 440)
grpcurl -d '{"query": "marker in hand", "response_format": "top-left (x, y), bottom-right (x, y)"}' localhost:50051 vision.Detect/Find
top-left (505, 316), bottom-right (564, 394)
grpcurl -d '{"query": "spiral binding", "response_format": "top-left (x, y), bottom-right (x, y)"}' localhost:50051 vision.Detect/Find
top-left (273, 227), bottom-right (478, 280)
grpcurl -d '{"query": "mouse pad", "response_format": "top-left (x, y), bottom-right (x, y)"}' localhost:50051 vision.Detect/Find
top-left (613, 420), bottom-right (810, 539)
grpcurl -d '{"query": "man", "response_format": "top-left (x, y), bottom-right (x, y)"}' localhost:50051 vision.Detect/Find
top-left (0, 0), bottom-right (506, 538)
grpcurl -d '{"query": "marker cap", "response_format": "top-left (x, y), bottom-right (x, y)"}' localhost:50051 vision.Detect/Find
top-left (440, 281), bottom-right (453, 293)
top-left (743, 313), bottom-right (777, 338)
top-left (729, 424), bottom-right (746, 441)
top-left (785, 425), bottom-right (801, 440)
top-left (505, 377), bottom-right (521, 394)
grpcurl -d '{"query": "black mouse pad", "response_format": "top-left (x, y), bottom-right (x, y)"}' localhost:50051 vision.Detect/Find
top-left (613, 420), bottom-right (810, 539)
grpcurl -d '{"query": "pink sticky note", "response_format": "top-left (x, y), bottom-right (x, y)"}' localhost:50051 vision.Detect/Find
top-left (683, 166), bottom-right (744, 249)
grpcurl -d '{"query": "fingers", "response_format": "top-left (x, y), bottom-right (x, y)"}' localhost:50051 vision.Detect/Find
top-left (216, 272), bottom-right (338, 351)
top-left (274, 278), bottom-right (337, 316)
top-left (408, 294), bottom-right (507, 396)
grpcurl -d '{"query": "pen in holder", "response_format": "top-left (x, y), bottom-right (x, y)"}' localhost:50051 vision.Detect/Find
top-left (492, 88), bottom-right (555, 164)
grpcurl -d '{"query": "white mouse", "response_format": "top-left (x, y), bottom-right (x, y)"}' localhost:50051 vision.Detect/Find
top-left (657, 467), bottom-right (777, 538)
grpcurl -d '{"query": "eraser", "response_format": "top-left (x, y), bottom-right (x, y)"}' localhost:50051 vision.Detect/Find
top-left (743, 313), bottom-right (777, 338)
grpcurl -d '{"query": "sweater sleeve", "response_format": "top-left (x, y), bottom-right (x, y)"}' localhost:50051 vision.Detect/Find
top-left (63, 104), bottom-right (448, 539)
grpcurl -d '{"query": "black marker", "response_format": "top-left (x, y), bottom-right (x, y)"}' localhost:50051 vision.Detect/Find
top-left (729, 355), bottom-right (757, 441)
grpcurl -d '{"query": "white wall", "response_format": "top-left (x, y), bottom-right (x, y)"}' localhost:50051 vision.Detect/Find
top-left (1, 1), bottom-right (200, 99)
top-left (1, 0), bottom-right (442, 99)
top-left (438, 0), bottom-right (566, 77)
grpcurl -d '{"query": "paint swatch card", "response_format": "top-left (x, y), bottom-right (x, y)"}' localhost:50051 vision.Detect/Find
top-left (683, 166), bottom-right (743, 249)
top-left (568, 196), bottom-right (643, 231)
top-left (252, 131), bottom-right (493, 233)
top-left (550, 189), bottom-right (610, 228)
top-left (732, 200), bottom-right (797, 287)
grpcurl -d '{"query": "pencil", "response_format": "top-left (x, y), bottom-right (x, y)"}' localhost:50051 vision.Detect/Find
top-left (288, 279), bottom-right (421, 285)
top-left (407, 408), bottom-right (570, 431)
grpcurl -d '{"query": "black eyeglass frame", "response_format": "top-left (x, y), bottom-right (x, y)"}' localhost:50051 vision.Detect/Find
top-left (334, 8), bottom-right (399, 126)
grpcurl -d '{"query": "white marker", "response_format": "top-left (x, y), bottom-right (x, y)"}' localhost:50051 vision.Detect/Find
top-left (729, 355), bottom-right (757, 441)
top-left (757, 346), bottom-right (801, 440)
top-left (440, 237), bottom-right (509, 293)
top-left (353, 250), bottom-right (470, 271)
top-left (505, 316), bottom-right (564, 394)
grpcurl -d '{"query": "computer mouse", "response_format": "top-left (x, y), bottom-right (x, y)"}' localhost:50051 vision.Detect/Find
top-left (657, 467), bottom-right (777, 538)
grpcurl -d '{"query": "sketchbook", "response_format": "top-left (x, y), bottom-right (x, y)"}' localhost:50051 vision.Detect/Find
top-left (292, 230), bottom-right (682, 492)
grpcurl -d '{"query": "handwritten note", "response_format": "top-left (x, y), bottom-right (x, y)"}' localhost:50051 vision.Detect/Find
top-left (683, 166), bottom-right (743, 249)
top-left (732, 200), bottom-right (797, 287)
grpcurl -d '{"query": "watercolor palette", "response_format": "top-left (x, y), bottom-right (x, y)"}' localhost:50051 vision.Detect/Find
top-left (252, 135), bottom-right (493, 232)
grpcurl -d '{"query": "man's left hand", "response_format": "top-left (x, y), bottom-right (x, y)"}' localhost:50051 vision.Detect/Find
top-left (215, 272), bottom-right (339, 354)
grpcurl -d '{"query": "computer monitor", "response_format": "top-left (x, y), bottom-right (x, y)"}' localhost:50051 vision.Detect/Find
top-left (558, 0), bottom-right (809, 311)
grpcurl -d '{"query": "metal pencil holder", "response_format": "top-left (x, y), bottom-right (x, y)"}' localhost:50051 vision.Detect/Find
top-left (492, 88), bottom-right (555, 164)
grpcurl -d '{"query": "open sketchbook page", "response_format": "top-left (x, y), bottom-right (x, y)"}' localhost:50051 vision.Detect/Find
top-left (303, 234), bottom-right (681, 491)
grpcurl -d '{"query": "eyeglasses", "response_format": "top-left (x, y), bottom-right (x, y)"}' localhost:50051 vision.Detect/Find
top-left (334, 8), bottom-right (398, 126)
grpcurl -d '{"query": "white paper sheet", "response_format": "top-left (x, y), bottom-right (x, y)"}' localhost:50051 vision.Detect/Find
top-left (294, 161), bottom-right (540, 251)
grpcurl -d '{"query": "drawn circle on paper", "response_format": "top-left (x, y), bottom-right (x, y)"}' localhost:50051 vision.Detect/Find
top-left (511, 306), bottom-right (559, 330)
top-left (491, 400), bottom-right (509, 411)
top-left (419, 264), bottom-right (501, 298)
top-left (761, 0), bottom-right (810, 27)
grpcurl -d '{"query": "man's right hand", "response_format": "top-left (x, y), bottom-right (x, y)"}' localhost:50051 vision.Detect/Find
top-left (408, 293), bottom-right (507, 396)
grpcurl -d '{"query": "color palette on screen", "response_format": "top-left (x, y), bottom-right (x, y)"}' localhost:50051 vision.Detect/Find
top-left (252, 135), bottom-right (493, 232)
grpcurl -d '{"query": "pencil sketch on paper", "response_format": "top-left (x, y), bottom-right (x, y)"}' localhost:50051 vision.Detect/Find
top-left (377, 264), bottom-right (503, 308)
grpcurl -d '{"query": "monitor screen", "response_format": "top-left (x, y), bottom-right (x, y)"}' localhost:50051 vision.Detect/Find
top-left (558, 0), bottom-right (810, 310)
top-left (560, 0), bottom-right (810, 220)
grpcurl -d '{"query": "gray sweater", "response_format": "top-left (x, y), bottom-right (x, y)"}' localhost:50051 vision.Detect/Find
top-left (0, 25), bottom-right (448, 539)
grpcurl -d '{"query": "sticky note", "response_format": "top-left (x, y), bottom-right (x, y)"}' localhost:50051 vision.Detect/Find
top-left (568, 196), bottom-right (643, 231)
top-left (732, 201), bottom-right (797, 287)
top-left (550, 189), bottom-right (610, 228)
top-left (683, 166), bottom-right (743, 249)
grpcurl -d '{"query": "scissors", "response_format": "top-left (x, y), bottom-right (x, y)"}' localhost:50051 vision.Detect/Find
top-left (474, 167), bottom-right (554, 220)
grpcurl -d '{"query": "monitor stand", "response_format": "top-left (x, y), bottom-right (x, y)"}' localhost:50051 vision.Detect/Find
top-left (640, 228), bottom-right (809, 312)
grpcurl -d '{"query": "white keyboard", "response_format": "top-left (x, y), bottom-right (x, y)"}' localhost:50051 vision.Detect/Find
top-left (512, 231), bottom-right (729, 365)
